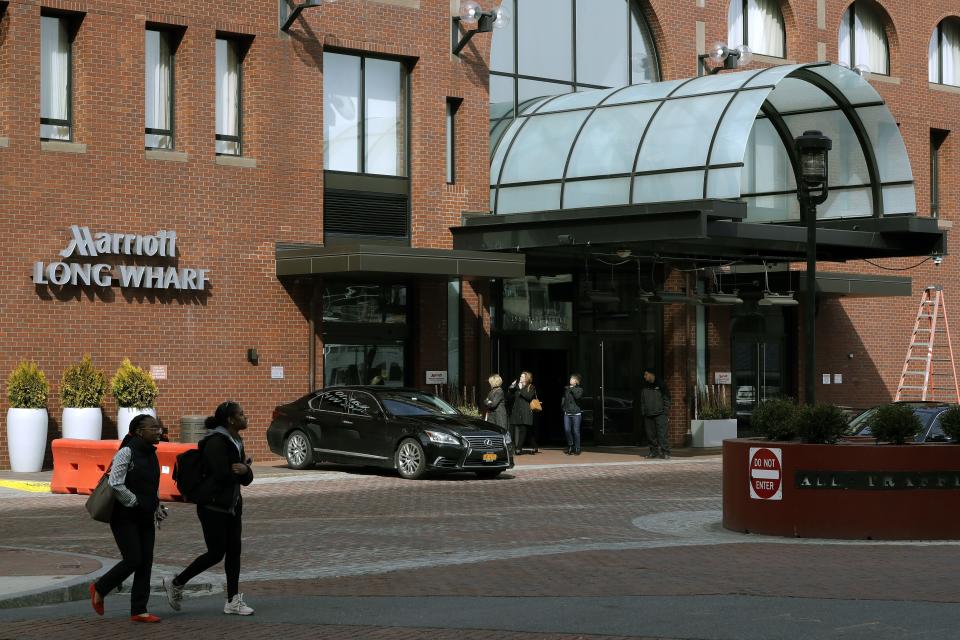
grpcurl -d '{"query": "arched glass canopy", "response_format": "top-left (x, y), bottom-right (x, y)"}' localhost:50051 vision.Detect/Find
top-left (489, 63), bottom-right (916, 223)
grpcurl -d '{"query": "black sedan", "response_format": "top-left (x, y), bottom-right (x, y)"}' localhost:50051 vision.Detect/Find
top-left (848, 401), bottom-right (954, 442)
top-left (266, 386), bottom-right (514, 479)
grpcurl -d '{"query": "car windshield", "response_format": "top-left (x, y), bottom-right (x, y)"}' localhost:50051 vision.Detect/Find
top-left (378, 392), bottom-right (459, 416)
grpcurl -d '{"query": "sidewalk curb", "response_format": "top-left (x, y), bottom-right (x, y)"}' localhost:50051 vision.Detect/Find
top-left (0, 548), bottom-right (114, 610)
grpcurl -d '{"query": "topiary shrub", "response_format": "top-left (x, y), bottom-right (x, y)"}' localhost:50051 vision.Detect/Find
top-left (60, 354), bottom-right (106, 408)
top-left (867, 403), bottom-right (922, 444)
top-left (751, 398), bottom-right (798, 440)
top-left (938, 405), bottom-right (960, 442)
top-left (110, 359), bottom-right (158, 409)
top-left (795, 404), bottom-right (849, 444)
top-left (7, 361), bottom-right (49, 409)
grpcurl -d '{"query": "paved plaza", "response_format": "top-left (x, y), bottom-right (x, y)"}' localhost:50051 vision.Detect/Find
top-left (1, 453), bottom-right (959, 639)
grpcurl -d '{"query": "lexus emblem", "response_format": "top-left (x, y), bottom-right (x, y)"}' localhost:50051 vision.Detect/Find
top-left (484, 438), bottom-right (492, 447)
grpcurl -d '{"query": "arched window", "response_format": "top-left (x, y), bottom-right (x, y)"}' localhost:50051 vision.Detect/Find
top-left (489, 0), bottom-right (659, 150)
top-left (929, 17), bottom-right (960, 86)
top-left (727, 0), bottom-right (785, 58)
top-left (838, 1), bottom-right (888, 75)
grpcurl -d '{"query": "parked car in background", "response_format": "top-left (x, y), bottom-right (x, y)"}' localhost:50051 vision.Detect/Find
top-left (847, 401), bottom-right (954, 442)
top-left (266, 386), bottom-right (513, 479)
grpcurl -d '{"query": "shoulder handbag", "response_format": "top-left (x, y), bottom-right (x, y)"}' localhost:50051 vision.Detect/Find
top-left (529, 395), bottom-right (543, 412)
top-left (85, 467), bottom-right (115, 523)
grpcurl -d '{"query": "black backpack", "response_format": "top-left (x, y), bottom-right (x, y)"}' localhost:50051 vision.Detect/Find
top-left (173, 443), bottom-right (206, 503)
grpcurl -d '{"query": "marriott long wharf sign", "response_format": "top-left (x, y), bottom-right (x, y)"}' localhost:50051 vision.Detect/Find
top-left (33, 226), bottom-right (209, 291)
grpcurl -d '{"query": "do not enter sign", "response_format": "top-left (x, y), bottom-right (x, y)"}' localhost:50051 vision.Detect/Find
top-left (749, 447), bottom-right (782, 500)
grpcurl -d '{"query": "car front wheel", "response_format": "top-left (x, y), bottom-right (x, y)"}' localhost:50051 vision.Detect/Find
top-left (395, 438), bottom-right (427, 480)
top-left (285, 430), bottom-right (314, 470)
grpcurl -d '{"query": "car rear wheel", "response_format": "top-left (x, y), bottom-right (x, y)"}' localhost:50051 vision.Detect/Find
top-left (395, 438), bottom-right (426, 480)
top-left (475, 469), bottom-right (504, 479)
top-left (285, 430), bottom-right (314, 470)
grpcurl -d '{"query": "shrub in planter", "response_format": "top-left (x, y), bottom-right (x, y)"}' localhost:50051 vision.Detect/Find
top-left (867, 403), bottom-right (922, 444)
top-left (60, 355), bottom-right (107, 439)
top-left (795, 404), bottom-right (848, 444)
top-left (111, 359), bottom-right (159, 438)
top-left (937, 405), bottom-right (960, 442)
top-left (6, 361), bottom-right (50, 472)
top-left (751, 398), bottom-right (798, 440)
top-left (697, 384), bottom-right (734, 420)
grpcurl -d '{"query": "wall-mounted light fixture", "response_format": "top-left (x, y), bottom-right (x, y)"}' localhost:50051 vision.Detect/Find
top-left (452, 2), bottom-right (510, 56)
top-left (247, 348), bottom-right (260, 365)
top-left (280, 0), bottom-right (336, 33)
top-left (698, 42), bottom-right (752, 76)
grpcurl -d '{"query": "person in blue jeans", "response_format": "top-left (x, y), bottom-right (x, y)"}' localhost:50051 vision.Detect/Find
top-left (562, 374), bottom-right (584, 455)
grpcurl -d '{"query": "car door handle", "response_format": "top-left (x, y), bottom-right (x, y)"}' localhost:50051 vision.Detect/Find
top-left (341, 419), bottom-right (354, 425)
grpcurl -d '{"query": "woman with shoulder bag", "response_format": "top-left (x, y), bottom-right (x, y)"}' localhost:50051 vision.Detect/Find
top-left (90, 414), bottom-right (166, 622)
top-left (163, 401), bottom-right (255, 615)
top-left (507, 371), bottom-right (536, 455)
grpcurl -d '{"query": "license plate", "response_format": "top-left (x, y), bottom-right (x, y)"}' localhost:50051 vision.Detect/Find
top-left (482, 453), bottom-right (497, 462)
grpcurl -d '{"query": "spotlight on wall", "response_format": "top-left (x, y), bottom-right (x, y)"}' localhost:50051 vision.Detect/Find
top-left (452, 3), bottom-right (511, 56)
top-left (698, 42), bottom-right (752, 76)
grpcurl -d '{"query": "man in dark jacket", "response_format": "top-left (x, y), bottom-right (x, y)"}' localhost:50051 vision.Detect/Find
top-left (640, 368), bottom-right (672, 459)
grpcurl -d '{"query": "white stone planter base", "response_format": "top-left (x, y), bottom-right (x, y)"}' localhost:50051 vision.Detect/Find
top-left (7, 408), bottom-right (49, 472)
top-left (691, 418), bottom-right (738, 447)
top-left (116, 407), bottom-right (157, 439)
top-left (62, 407), bottom-right (103, 440)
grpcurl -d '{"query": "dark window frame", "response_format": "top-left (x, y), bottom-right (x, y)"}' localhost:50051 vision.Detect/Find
top-left (215, 34), bottom-right (251, 156)
top-left (144, 25), bottom-right (182, 150)
top-left (735, 0), bottom-right (787, 59)
top-left (39, 10), bottom-right (80, 142)
top-left (931, 129), bottom-right (949, 218)
top-left (931, 19), bottom-right (960, 87)
top-left (446, 97), bottom-right (462, 184)
top-left (323, 49), bottom-right (411, 177)
top-left (843, 1), bottom-right (890, 76)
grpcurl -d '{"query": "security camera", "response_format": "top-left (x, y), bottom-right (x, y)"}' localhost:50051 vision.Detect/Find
top-left (933, 255), bottom-right (943, 266)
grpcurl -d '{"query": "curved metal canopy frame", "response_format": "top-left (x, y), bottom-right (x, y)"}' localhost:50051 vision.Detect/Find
top-left (489, 63), bottom-right (916, 222)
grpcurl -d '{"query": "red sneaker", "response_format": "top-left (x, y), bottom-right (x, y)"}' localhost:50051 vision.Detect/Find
top-left (89, 583), bottom-right (104, 616)
top-left (130, 613), bottom-right (161, 623)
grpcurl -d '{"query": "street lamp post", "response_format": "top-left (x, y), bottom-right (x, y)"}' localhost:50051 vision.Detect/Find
top-left (795, 130), bottom-right (832, 406)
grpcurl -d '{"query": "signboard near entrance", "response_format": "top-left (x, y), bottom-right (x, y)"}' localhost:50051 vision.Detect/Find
top-left (425, 370), bottom-right (448, 385)
top-left (714, 371), bottom-right (732, 384)
top-left (749, 447), bottom-right (782, 500)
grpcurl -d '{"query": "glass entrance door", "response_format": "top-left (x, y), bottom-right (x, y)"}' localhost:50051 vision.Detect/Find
top-left (579, 335), bottom-right (639, 446)
top-left (732, 339), bottom-right (784, 418)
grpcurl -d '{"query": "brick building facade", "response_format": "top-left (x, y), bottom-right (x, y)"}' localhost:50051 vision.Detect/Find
top-left (0, 0), bottom-right (954, 469)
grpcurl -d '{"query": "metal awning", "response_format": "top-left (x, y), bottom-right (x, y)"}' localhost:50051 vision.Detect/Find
top-left (729, 265), bottom-right (913, 297)
top-left (275, 243), bottom-right (525, 279)
top-left (451, 199), bottom-right (945, 264)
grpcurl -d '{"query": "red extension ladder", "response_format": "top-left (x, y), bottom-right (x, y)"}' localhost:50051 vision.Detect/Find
top-left (895, 285), bottom-right (960, 402)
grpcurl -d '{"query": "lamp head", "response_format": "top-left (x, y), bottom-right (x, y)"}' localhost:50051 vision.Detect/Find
top-left (492, 4), bottom-right (511, 28)
top-left (795, 129), bottom-right (832, 191)
top-left (459, 1), bottom-right (482, 24)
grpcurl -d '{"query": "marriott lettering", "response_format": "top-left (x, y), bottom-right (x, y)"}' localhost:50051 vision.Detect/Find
top-left (33, 225), bottom-right (209, 291)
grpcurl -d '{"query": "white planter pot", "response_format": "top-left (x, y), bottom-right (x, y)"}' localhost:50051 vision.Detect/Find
top-left (691, 418), bottom-right (738, 448)
top-left (6, 408), bottom-right (49, 472)
top-left (116, 407), bottom-right (157, 439)
top-left (61, 407), bottom-right (103, 440)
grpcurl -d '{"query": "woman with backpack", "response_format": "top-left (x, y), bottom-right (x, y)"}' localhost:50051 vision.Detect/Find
top-left (90, 414), bottom-right (166, 622)
top-left (163, 401), bottom-right (255, 615)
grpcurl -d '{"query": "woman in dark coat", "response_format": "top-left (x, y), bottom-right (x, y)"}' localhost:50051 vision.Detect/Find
top-left (484, 374), bottom-right (509, 431)
top-left (163, 401), bottom-right (255, 615)
top-left (507, 371), bottom-right (536, 455)
top-left (91, 414), bottom-right (166, 622)
top-left (562, 373), bottom-right (584, 455)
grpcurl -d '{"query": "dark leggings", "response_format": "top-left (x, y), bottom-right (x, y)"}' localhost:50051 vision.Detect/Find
top-left (175, 504), bottom-right (243, 598)
top-left (96, 508), bottom-right (156, 615)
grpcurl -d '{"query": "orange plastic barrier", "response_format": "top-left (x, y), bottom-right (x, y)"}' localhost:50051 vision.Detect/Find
top-left (51, 439), bottom-right (197, 502)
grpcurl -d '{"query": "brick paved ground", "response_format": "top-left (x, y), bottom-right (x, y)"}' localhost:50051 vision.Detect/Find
top-left (2, 457), bottom-right (959, 639)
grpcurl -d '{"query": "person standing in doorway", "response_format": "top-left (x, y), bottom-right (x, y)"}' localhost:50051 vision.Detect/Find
top-left (508, 371), bottom-right (536, 455)
top-left (562, 374), bottom-right (584, 455)
top-left (163, 401), bottom-right (255, 616)
top-left (91, 414), bottom-right (166, 623)
top-left (484, 374), bottom-right (509, 432)
top-left (640, 368), bottom-right (672, 459)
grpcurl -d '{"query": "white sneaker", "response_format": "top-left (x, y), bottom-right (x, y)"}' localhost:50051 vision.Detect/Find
top-left (224, 593), bottom-right (254, 616)
top-left (162, 576), bottom-right (183, 612)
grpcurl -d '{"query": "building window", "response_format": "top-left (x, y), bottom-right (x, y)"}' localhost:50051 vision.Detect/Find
top-left (929, 18), bottom-right (960, 86)
top-left (837, 1), bottom-right (888, 75)
top-left (446, 98), bottom-right (460, 183)
top-left (931, 129), bottom-right (948, 218)
top-left (727, 0), bottom-right (785, 58)
top-left (489, 0), bottom-right (659, 150)
top-left (216, 37), bottom-right (243, 155)
top-left (145, 29), bottom-right (175, 150)
top-left (40, 15), bottom-right (72, 141)
top-left (323, 52), bottom-right (408, 176)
